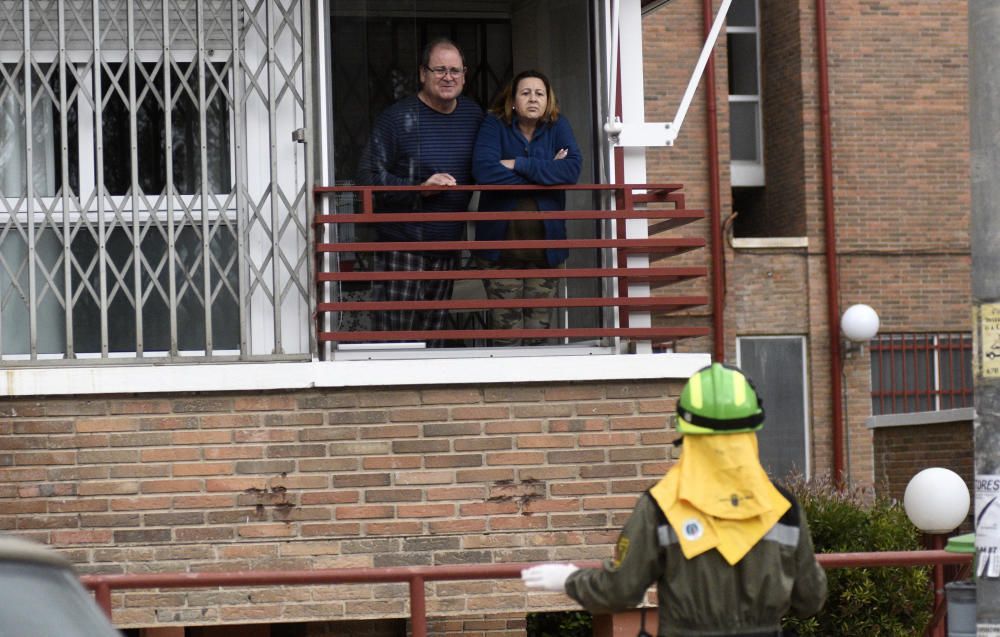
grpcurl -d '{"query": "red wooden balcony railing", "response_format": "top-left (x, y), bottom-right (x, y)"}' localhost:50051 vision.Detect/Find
top-left (313, 184), bottom-right (711, 350)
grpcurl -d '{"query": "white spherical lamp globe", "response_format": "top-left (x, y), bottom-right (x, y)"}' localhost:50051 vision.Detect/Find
top-left (841, 303), bottom-right (880, 342)
top-left (903, 468), bottom-right (970, 534)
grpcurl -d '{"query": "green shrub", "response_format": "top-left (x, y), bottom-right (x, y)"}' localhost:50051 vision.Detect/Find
top-left (782, 476), bottom-right (933, 636)
top-left (526, 610), bottom-right (592, 637)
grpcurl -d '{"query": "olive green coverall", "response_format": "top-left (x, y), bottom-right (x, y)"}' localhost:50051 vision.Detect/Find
top-left (565, 487), bottom-right (827, 637)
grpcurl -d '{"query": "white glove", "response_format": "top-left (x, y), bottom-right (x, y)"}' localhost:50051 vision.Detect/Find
top-left (521, 563), bottom-right (580, 592)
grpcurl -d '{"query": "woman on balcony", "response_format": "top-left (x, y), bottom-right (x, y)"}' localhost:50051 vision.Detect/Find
top-left (472, 69), bottom-right (582, 346)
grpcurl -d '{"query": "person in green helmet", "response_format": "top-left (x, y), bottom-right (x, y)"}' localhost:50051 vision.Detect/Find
top-left (522, 363), bottom-right (827, 637)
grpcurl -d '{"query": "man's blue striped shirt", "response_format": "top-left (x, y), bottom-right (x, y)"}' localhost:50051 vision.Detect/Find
top-left (357, 95), bottom-right (484, 243)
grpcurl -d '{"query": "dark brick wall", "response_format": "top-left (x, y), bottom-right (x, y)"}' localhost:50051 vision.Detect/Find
top-left (873, 421), bottom-right (973, 505)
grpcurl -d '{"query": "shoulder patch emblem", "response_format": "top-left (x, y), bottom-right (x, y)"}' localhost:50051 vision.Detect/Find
top-left (681, 518), bottom-right (704, 542)
top-left (614, 536), bottom-right (630, 566)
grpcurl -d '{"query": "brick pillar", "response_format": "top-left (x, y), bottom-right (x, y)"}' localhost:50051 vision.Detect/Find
top-left (592, 609), bottom-right (658, 637)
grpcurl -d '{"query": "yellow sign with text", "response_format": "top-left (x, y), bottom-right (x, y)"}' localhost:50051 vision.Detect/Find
top-left (975, 303), bottom-right (1000, 378)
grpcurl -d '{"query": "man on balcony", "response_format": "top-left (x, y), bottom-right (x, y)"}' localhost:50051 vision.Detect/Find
top-left (356, 37), bottom-right (484, 341)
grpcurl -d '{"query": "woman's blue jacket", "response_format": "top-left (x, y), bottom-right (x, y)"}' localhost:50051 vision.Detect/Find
top-left (472, 114), bottom-right (582, 266)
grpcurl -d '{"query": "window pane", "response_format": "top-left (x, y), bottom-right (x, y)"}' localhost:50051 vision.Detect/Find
top-left (70, 226), bottom-right (239, 354)
top-left (102, 62), bottom-right (231, 196)
top-left (0, 64), bottom-right (76, 198)
top-left (727, 33), bottom-right (759, 95)
top-left (871, 334), bottom-right (936, 415)
top-left (892, 338), bottom-right (932, 413)
top-left (0, 232), bottom-right (32, 354)
top-left (739, 337), bottom-right (808, 480)
top-left (100, 64), bottom-right (133, 196)
top-left (728, 0), bottom-right (757, 27)
top-left (729, 101), bottom-right (759, 161)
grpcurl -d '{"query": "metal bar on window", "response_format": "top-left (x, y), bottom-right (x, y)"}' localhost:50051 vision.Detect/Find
top-left (233, 0), bottom-right (249, 358)
top-left (93, 0), bottom-right (109, 357)
top-left (126, 0), bottom-right (142, 356)
top-left (903, 334), bottom-right (912, 411)
top-left (884, 336), bottom-right (892, 414)
top-left (888, 335), bottom-right (898, 413)
top-left (871, 335), bottom-right (887, 413)
top-left (163, 0), bottom-right (179, 357)
top-left (938, 334), bottom-right (949, 409)
top-left (57, 0), bottom-right (73, 358)
top-left (265, 0), bottom-right (281, 354)
top-left (920, 334), bottom-right (930, 411)
top-left (940, 334), bottom-right (952, 409)
top-left (22, 0), bottom-right (37, 358)
top-left (959, 334), bottom-right (973, 407)
top-left (922, 333), bottom-right (933, 411)
top-left (301, 0), bottom-right (315, 359)
top-left (929, 335), bottom-right (938, 409)
top-left (941, 333), bottom-right (974, 409)
top-left (196, 0), bottom-right (212, 354)
top-left (905, 334), bottom-right (915, 411)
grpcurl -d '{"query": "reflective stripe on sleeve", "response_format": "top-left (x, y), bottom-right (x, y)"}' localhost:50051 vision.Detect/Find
top-left (657, 524), bottom-right (678, 547)
top-left (762, 521), bottom-right (800, 547)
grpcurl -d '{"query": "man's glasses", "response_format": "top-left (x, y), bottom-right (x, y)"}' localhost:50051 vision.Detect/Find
top-left (424, 65), bottom-right (466, 78)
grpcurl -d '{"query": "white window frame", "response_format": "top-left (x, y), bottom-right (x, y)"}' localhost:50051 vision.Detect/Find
top-left (727, 0), bottom-right (764, 187)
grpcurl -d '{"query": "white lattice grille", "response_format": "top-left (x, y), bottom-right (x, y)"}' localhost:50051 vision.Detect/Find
top-left (0, 0), bottom-right (310, 362)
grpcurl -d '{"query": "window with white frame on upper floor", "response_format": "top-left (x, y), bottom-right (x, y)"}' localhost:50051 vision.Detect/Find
top-left (726, 0), bottom-right (764, 187)
top-left (870, 333), bottom-right (974, 416)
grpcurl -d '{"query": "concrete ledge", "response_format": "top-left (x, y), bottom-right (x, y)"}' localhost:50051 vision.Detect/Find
top-left (0, 352), bottom-right (711, 397)
top-left (866, 407), bottom-right (974, 429)
top-left (731, 237), bottom-right (809, 249)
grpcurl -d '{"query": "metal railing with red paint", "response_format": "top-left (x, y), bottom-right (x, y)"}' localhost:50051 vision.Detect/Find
top-left (313, 184), bottom-right (712, 351)
top-left (80, 550), bottom-right (971, 637)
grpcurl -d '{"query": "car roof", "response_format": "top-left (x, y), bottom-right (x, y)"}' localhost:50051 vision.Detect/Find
top-left (0, 535), bottom-right (74, 570)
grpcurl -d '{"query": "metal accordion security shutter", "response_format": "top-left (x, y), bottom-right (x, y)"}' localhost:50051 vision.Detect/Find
top-left (0, 0), bottom-right (312, 363)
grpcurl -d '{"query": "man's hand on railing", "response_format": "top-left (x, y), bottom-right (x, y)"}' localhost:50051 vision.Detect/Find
top-left (521, 563), bottom-right (579, 592)
top-left (421, 173), bottom-right (458, 194)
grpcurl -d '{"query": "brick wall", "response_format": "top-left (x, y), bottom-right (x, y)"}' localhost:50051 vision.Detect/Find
top-left (758, 0), bottom-right (805, 237)
top-left (0, 380), bottom-right (681, 630)
top-left (642, 0), bottom-right (972, 487)
top-left (872, 421), bottom-right (973, 507)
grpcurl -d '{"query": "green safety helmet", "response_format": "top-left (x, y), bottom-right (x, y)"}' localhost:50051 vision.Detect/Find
top-left (676, 363), bottom-right (765, 435)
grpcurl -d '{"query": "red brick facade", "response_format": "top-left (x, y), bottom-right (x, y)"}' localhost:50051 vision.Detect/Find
top-left (0, 380), bottom-right (679, 629)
